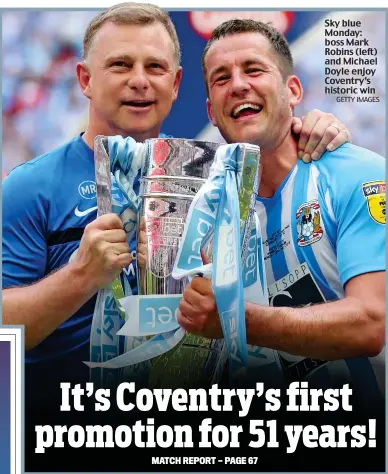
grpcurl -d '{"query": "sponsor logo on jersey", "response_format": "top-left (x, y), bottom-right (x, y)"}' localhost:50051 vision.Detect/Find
top-left (362, 180), bottom-right (386, 225)
top-left (296, 199), bottom-right (323, 247)
top-left (267, 262), bottom-right (325, 308)
top-left (268, 263), bottom-right (329, 382)
top-left (78, 180), bottom-right (96, 199)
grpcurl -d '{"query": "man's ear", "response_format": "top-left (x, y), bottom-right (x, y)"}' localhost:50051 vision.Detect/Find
top-left (76, 62), bottom-right (92, 100)
top-left (172, 66), bottom-right (183, 101)
top-left (286, 75), bottom-right (303, 108)
top-left (206, 98), bottom-right (217, 127)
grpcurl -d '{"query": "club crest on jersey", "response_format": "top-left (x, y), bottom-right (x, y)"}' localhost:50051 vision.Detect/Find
top-left (296, 200), bottom-right (323, 247)
top-left (362, 180), bottom-right (386, 225)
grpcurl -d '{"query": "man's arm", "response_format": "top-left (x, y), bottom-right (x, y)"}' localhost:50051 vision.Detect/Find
top-left (3, 214), bottom-right (132, 350)
top-left (3, 264), bottom-right (97, 351)
top-left (245, 271), bottom-right (385, 359)
top-left (177, 271), bottom-right (385, 360)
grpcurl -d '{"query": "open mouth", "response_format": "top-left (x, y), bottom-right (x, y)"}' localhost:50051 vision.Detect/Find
top-left (122, 100), bottom-right (155, 108)
top-left (231, 103), bottom-right (263, 119)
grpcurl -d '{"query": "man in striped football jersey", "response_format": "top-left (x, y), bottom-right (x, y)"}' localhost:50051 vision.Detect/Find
top-left (178, 19), bottom-right (385, 406)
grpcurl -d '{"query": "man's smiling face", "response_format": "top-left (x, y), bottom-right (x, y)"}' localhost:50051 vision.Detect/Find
top-left (205, 32), bottom-right (300, 151)
top-left (80, 21), bottom-right (182, 142)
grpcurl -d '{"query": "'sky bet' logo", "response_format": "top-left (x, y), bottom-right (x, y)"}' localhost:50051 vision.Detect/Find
top-left (362, 180), bottom-right (386, 225)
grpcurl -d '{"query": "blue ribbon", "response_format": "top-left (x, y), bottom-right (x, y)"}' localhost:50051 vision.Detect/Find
top-left (89, 136), bottom-right (151, 380)
top-left (172, 144), bottom-right (250, 381)
top-left (88, 136), bottom-right (185, 372)
top-left (212, 146), bottom-right (248, 378)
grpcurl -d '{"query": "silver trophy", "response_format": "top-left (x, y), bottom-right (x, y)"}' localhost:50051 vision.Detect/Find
top-left (93, 136), bottom-right (261, 388)
top-left (137, 138), bottom-right (260, 388)
top-left (138, 139), bottom-right (218, 295)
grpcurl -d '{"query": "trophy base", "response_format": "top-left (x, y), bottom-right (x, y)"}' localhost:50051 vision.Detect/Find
top-left (148, 333), bottom-right (226, 389)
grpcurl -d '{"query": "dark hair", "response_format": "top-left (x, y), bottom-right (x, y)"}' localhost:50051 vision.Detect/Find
top-left (202, 18), bottom-right (293, 88)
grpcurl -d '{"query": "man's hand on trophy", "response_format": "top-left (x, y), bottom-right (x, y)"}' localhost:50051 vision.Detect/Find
top-left (292, 109), bottom-right (351, 163)
top-left (178, 277), bottom-right (223, 339)
top-left (71, 213), bottom-right (132, 290)
top-left (137, 217), bottom-right (147, 268)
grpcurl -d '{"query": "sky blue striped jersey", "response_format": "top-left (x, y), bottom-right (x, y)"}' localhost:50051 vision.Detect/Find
top-left (255, 143), bottom-right (385, 407)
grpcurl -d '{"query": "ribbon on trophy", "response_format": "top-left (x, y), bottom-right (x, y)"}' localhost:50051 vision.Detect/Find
top-left (88, 135), bottom-right (153, 384)
top-left (172, 144), bottom-right (263, 381)
top-left (86, 137), bottom-right (269, 384)
top-left (87, 136), bottom-right (186, 376)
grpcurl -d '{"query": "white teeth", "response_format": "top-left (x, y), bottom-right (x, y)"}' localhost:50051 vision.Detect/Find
top-left (232, 103), bottom-right (262, 118)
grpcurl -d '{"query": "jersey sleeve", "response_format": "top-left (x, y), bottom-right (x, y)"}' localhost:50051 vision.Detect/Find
top-left (322, 144), bottom-right (385, 286)
top-left (2, 163), bottom-right (49, 288)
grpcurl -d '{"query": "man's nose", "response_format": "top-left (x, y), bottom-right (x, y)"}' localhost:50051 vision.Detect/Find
top-left (127, 65), bottom-right (150, 90)
top-left (230, 72), bottom-right (250, 95)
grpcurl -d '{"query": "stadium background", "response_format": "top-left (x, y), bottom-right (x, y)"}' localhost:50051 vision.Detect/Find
top-left (2, 9), bottom-right (385, 178)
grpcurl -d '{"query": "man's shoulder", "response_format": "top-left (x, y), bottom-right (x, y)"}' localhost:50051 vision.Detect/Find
top-left (5, 136), bottom-right (85, 181)
top-left (313, 143), bottom-right (385, 179)
top-left (319, 143), bottom-right (384, 167)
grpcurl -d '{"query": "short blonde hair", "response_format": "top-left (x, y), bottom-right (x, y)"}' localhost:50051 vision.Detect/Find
top-left (83, 2), bottom-right (181, 67)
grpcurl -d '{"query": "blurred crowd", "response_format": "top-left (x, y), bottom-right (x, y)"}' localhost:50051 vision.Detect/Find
top-left (2, 11), bottom-right (96, 176)
top-left (2, 10), bottom-right (385, 178)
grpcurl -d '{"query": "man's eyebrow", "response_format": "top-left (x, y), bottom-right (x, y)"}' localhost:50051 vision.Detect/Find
top-left (105, 54), bottom-right (133, 64)
top-left (104, 54), bottom-right (169, 67)
top-left (147, 55), bottom-right (168, 64)
top-left (208, 65), bottom-right (228, 80)
top-left (242, 58), bottom-right (267, 68)
top-left (208, 58), bottom-right (268, 79)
